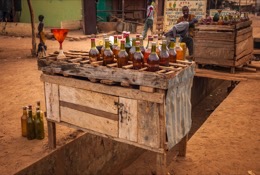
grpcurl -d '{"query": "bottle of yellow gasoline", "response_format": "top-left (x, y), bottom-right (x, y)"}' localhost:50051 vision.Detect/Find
top-left (169, 38), bottom-right (177, 63)
top-left (147, 42), bottom-right (160, 72)
top-left (129, 38), bottom-right (136, 61)
top-left (175, 37), bottom-right (184, 60)
top-left (136, 34), bottom-right (140, 41)
top-left (112, 35), bottom-right (120, 58)
top-left (117, 39), bottom-right (129, 68)
top-left (27, 105), bottom-right (35, 140)
top-left (103, 38), bottom-right (114, 66)
top-left (100, 34), bottom-right (107, 58)
top-left (133, 41), bottom-right (144, 70)
top-left (153, 34), bottom-right (160, 55)
top-left (21, 106), bottom-right (27, 137)
top-left (89, 38), bottom-right (100, 63)
top-left (35, 106), bottom-right (45, 140)
top-left (144, 36), bottom-right (153, 63)
top-left (159, 40), bottom-right (170, 66)
top-left (125, 32), bottom-right (131, 55)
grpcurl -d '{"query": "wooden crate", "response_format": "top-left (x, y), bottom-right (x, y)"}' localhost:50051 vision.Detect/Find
top-left (39, 52), bottom-right (195, 174)
top-left (194, 21), bottom-right (253, 73)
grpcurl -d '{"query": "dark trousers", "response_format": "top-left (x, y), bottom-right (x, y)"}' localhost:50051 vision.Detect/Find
top-left (181, 36), bottom-right (193, 56)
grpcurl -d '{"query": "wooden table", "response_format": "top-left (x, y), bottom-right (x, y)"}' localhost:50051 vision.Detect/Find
top-left (39, 52), bottom-right (195, 174)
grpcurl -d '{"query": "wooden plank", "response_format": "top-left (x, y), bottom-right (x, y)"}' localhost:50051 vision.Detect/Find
top-left (158, 89), bottom-right (166, 150)
top-left (59, 85), bottom-right (118, 114)
top-left (47, 121), bottom-right (56, 149)
top-left (44, 82), bottom-right (60, 122)
top-left (118, 97), bottom-right (138, 142)
top-left (236, 36), bottom-right (253, 56)
top-left (58, 121), bottom-right (165, 153)
top-left (156, 153), bottom-right (167, 175)
top-left (236, 31), bottom-right (252, 44)
top-left (60, 106), bottom-right (118, 137)
top-left (178, 134), bottom-right (188, 157)
top-left (236, 26), bottom-right (252, 37)
top-left (253, 49), bottom-right (260, 55)
top-left (137, 100), bottom-right (160, 148)
top-left (194, 39), bottom-right (234, 48)
top-left (195, 24), bottom-right (235, 31)
top-left (235, 20), bottom-right (252, 30)
top-left (41, 74), bottom-right (165, 104)
top-left (60, 101), bottom-right (118, 121)
top-left (140, 86), bottom-right (155, 93)
top-left (235, 53), bottom-right (252, 66)
top-left (194, 31), bottom-right (235, 41)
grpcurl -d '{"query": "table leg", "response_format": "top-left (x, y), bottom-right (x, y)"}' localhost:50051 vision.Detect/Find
top-left (47, 121), bottom-right (56, 149)
top-left (156, 152), bottom-right (167, 175)
top-left (178, 134), bottom-right (188, 157)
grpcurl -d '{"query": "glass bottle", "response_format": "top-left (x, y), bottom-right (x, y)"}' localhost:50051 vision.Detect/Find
top-left (144, 37), bottom-right (153, 63)
top-left (129, 38), bottom-right (136, 61)
top-left (175, 37), bottom-right (184, 60)
top-left (35, 106), bottom-right (45, 140)
top-left (27, 105), bottom-right (35, 140)
top-left (139, 36), bottom-right (145, 56)
top-left (153, 34), bottom-right (160, 55)
top-left (125, 32), bottom-right (131, 55)
top-left (159, 40), bottom-right (170, 66)
top-left (103, 38), bottom-right (114, 66)
top-left (100, 34), bottom-right (107, 58)
top-left (133, 41), bottom-right (144, 70)
top-left (136, 34), bottom-right (140, 41)
top-left (89, 38), bottom-right (100, 63)
top-left (36, 101), bottom-right (44, 120)
top-left (168, 38), bottom-right (177, 63)
top-left (147, 42), bottom-right (160, 72)
top-left (117, 39), bottom-right (129, 68)
top-left (112, 35), bottom-right (120, 58)
top-left (21, 106), bottom-right (27, 137)
top-left (180, 42), bottom-right (187, 60)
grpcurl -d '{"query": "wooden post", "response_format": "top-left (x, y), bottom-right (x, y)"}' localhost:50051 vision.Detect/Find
top-left (47, 121), bottom-right (56, 149)
top-left (178, 134), bottom-right (188, 157)
top-left (156, 153), bottom-right (167, 175)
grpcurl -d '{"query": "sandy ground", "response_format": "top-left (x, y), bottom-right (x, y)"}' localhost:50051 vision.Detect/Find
top-left (0, 27), bottom-right (259, 175)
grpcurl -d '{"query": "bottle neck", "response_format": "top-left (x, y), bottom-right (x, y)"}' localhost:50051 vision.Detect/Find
top-left (91, 40), bottom-right (96, 48)
top-left (28, 110), bottom-right (33, 118)
top-left (126, 35), bottom-right (130, 44)
top-left (114, 37), bottom-right (118, 45)
top-left (136, 45), bottom-right (140, 52)
top-left (36, 110), bottom-right (41, 119)
top-left (151, 44), bottom-right (156, 53)
top-left (23, 109), bottom-right (27, 116)
top-left (105, 41), bottom-right (110, 49)
top-left (162, 42), bottom-right (167, 51)
top-left (120, 42), bottom-right (125, 50)
top-left (169, 41), bottom-right (175, 49)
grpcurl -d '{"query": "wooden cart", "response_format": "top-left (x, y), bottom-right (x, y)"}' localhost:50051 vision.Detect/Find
top-left (194, 20), bottom-right (253, 73)
top-left (38, 51), bottom-right (195, 174)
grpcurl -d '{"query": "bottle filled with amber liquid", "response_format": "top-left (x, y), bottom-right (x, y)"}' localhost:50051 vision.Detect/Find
top-left (147, 42), bottom-right (160, 72)
top-left (89, 38), bottom-right (100, 63)
top-left (133, 41), bottom-right (144, 70)
top-left (100, 34), bottom-right (107, 58)
top-left (125, 32), bottom-right (131, 55)
top-left (169, 38), bottom-right (177, 63)
top-left (144, 36), bottom-right (153, 63)
top-left (159, 40), bottom-right (170, 66)
top-left (112, 35), bottom-right (120, 58)
top-left (153, 34), bottom-right (160, 55)
top-left (129, 38), bottom-right (136, 61)
top-left (175, 37), bottom-right (184, 60)
top-left (117, 39), bottom-right (129, 68)
top-left (21, 106), bottom-right (27, 137)
top-left (35, 106), bottom-right (45, 140)
top-left (103, 38), bottom-right (114, 66)
top-left (27, 105), bottom-right (35, 140)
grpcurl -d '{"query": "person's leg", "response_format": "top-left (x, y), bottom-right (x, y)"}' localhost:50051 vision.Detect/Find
top-left (142, 19), bottom-right (149, 40)
top-left (181, 36), bottom-right (193, 56)
top-left (148, 19), bottom-right (153, 36)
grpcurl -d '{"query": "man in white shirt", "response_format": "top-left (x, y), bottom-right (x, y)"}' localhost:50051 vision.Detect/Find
top-left (142, 0), bottom-right (154, 40)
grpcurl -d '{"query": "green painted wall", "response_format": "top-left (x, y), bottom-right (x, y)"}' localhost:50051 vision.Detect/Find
top-left (96, 0), bottom-right (112, 22)
top-left (20, 0), bottom-right (82, 27)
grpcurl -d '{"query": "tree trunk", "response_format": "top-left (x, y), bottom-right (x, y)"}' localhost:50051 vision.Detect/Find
top-left (27, 0), bottom-right (37, 57)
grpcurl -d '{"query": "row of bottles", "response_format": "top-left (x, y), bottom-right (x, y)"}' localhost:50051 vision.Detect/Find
top-left (89, 33), bottom-right (187, 72)
top-left (21, 101), bottom-right (45, 140)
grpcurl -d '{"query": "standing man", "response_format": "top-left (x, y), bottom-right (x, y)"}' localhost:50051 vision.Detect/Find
top-left (142, 0), bottom-right (154, 40)
top-left (177, 6), bottom-right (198, 56)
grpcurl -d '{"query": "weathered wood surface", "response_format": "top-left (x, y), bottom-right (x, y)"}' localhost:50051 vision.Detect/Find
top-left (41, 74), bottom-right (165, 104)
top-left (235, 36), bottom-right (253, 57)
top-left (235, 20), bottom-right (252, 30)
top-left (194, 31), bottom-right (235, 41)
top-left (59, 85), bottom-right (118, 114)
top-left (137, 101), bottom-right (160, 148)
top-left (60, 106), bottom-right (118, 137)
top-left (47, 121), bottom-right (56, 149)
top-left (119, 97), bottom-right (138, 142)
top-left (44, 82), bottom-right (60, 122)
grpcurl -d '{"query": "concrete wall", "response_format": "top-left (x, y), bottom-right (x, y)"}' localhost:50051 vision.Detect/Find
top-left (20, 0), bottom-right (82, 27)
top-left (15, 77), bottom-right (225, 175)
top-left (0, 22), bottom-right (32, 36)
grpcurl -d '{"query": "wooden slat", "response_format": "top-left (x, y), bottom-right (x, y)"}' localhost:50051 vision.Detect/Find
top-left (236, 31), bottom-right (252, 44)
top-left (118, 97), bottom-right (138, 142)
top-left (47, 121), bottom-right (56, 149)
top-left (195, 24), bottom-right (235, 31)
top-left (59, 85), bottom-right (118, 114)
top-left (235, 53), bottom-right (252, 66)
top-left (236, 36), bottom-right (253, 56)
top-left (41, 74), bottom-right (165, 104)
top-left (137, 100), bottom-right (160, 148)
top-left (194, 31), bottom-right (235, 42)
top-left (194, 39), bottom-right (234, 48)
top-left (140, 86), bottom-right (155, 93)
top-left (236, 26), bottom-right (252, 36)
top-left (195, 56), bottom-right (234, 66)
top-left (235, 20), bottom-right (252, 30)
top-left (44, 82), bottom-right (60, 122)
top-left (60, 101), bottom-right (118, 121)
top-left (60, 106), bottom-right (118, 137)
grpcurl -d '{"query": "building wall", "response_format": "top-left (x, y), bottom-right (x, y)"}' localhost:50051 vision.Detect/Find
top-left (20, 0), bottom-right (82, 27)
